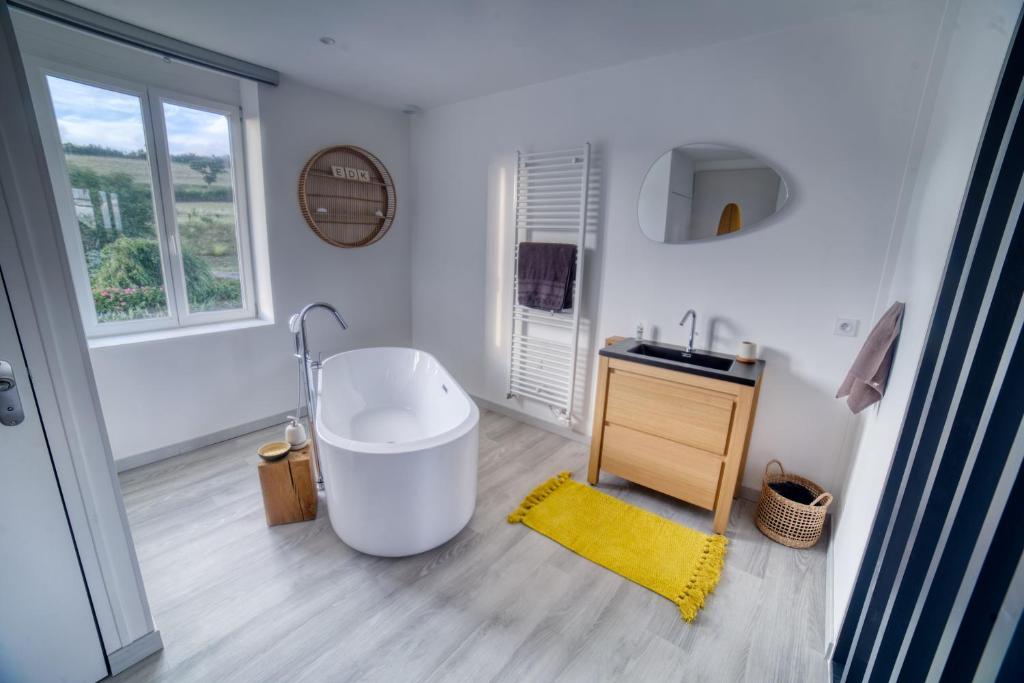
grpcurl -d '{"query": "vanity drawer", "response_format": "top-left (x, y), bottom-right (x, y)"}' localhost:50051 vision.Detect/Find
top-left (601, 424), bottom-right (722, 510)
top-left (605, 368), bottom-right (735, 454)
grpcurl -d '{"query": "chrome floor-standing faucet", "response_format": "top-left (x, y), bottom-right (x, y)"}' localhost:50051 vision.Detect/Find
top-left (291, 302), bottom-right (348, 489)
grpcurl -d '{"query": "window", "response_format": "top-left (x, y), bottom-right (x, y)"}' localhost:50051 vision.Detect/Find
top-left (29, 65), bottom-right (255, 337)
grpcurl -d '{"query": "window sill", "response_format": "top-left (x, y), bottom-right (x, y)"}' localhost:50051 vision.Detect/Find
top-left (87, 317), bottom-right (274, 349)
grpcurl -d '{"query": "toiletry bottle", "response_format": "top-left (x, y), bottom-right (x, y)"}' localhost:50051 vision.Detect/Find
top-left (285, 416), bottom-right (307, 449)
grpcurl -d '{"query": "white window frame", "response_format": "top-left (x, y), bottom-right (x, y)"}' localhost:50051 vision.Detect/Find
top-left (23, 57), bottom-right (257, 338)
top-left (149, 87), bottom-right (256, 328)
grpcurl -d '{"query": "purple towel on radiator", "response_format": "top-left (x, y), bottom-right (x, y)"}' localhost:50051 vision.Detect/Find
top-left (517, 242), bottom-right (577, 311)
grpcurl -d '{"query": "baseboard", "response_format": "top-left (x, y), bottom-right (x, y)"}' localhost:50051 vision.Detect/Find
top-left (114, 409), bottom-right (299, 472)
top-left (471, 395), bottom-right (589, 445)
top-left (116, 396), bottom-right (582, 473)
top-left (112, 402), bottom-right (768, 506)
top-left (825, 513), bottom-right (836, 673)
top-left (107, 629), bottom-right (163, 675)
top-left (739, 485), bottom-right (760, 503)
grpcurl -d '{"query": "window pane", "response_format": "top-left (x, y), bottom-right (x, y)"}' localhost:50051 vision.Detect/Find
top-left (46, 76), bottom-right (170, 323)
top-left (162, 102), bottom-right (244, 314)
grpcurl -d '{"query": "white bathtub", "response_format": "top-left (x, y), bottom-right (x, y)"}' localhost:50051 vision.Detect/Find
top-left (315, 347), bottom-right (479, 556)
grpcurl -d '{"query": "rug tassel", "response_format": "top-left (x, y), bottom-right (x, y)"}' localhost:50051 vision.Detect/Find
top-left (507, 471), bottom-right (573, 524)
top-left (675, 534), bottom-right (728, 622)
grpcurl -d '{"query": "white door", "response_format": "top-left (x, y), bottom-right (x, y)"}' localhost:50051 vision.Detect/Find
top-left (0, 271), bottom-right (107, 681)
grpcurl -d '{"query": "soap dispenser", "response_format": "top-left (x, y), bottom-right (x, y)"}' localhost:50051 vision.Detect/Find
top-left (285, 416), bottom-right (308, 449)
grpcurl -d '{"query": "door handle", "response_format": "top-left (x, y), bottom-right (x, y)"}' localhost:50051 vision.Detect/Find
top-left (0, 360), bottom-right (25, 427)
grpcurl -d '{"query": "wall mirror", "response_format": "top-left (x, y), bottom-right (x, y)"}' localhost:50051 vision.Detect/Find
top-left (638, 143), bottom-right (789, 243)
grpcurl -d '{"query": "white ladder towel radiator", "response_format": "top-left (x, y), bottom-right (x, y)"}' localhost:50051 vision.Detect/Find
top-left (506, 143), bottom-right (591, 423)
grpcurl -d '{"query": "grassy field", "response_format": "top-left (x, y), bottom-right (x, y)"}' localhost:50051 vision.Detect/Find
top-left (66, 153), bottom-right (232, 188)
top-left (177, 201), bottom-right (238, 273)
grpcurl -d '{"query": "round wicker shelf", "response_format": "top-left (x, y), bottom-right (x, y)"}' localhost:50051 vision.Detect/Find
top-left (298, 145), bottom-right (396, 248)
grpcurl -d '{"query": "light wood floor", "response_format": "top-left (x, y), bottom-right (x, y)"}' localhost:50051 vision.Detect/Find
top-left (113, 410), bottom-right (829, 682)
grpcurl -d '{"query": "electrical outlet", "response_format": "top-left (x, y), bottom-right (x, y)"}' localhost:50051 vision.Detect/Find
top-left (834, 318), bottom-right (860, 337)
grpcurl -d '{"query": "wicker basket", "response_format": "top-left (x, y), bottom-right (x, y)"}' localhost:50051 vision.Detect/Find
top-left (755, 460), bottom-right (833, 548)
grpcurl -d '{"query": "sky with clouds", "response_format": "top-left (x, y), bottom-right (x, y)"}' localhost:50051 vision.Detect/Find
top-left (47, 75), bottom-right (230, 157)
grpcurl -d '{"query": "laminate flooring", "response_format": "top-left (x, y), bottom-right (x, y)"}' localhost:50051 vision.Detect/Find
top-left (112, 410), bottom-right (829, 682)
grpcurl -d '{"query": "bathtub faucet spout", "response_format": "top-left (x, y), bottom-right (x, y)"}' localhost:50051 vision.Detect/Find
top-left (292, 302), bottom-right (348, 358)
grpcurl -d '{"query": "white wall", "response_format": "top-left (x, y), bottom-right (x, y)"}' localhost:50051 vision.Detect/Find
top-left (830, 0), bottom-right (1020, 642)
top-left (14, 15), bottom-right (413, 462)
top-left (410, 1), bottom-right (950, 492)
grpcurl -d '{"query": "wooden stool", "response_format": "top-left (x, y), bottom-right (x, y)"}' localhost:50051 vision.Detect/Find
top-left (257, 444), bottom-right (318, 526)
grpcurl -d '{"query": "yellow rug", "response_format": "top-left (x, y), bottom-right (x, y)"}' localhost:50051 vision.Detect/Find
top-left (508, 471), bottom-right (727, 621)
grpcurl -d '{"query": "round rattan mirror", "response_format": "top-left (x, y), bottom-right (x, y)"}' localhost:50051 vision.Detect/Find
top-left (298, 145), bottom-right (396, 247)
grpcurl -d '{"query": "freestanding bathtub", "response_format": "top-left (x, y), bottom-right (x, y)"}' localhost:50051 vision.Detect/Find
top-left (315, 347), bottom-right (479, 557)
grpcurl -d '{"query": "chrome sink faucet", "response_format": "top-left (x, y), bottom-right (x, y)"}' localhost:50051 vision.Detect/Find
top-left (679, 309), bottom-right (697, 352)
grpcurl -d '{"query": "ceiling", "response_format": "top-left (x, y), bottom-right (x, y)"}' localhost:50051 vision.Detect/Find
top-left (66, 0), bottom-right (879, 110)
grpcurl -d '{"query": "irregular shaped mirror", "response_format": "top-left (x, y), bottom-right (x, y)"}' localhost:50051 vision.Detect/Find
top-left (638, 144), bottom-right (788, 243)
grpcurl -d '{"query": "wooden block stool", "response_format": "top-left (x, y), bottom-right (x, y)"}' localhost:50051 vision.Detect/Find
top-left (258, 444), bottom-right (318, 526)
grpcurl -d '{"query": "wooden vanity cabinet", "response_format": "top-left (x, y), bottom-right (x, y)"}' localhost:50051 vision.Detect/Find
top-left (587, 345), bottom-right (762, 534)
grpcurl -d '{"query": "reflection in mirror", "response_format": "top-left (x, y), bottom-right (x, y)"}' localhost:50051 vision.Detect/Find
top-left (638, 144), bottom-right (788, 243)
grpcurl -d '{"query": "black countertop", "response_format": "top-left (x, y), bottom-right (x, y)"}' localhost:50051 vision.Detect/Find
top-left (599, 337), bottom-right (765, 386)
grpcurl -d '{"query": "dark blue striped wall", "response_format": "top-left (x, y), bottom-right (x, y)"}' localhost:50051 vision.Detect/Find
top-left (832, 9), bottom-right (1024, 682)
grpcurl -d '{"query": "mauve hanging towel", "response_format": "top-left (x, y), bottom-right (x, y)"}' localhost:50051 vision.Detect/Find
top-left (517, 242), bottom-right (577, 311)
top-left (836, 301), bottom-right (906, 414)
